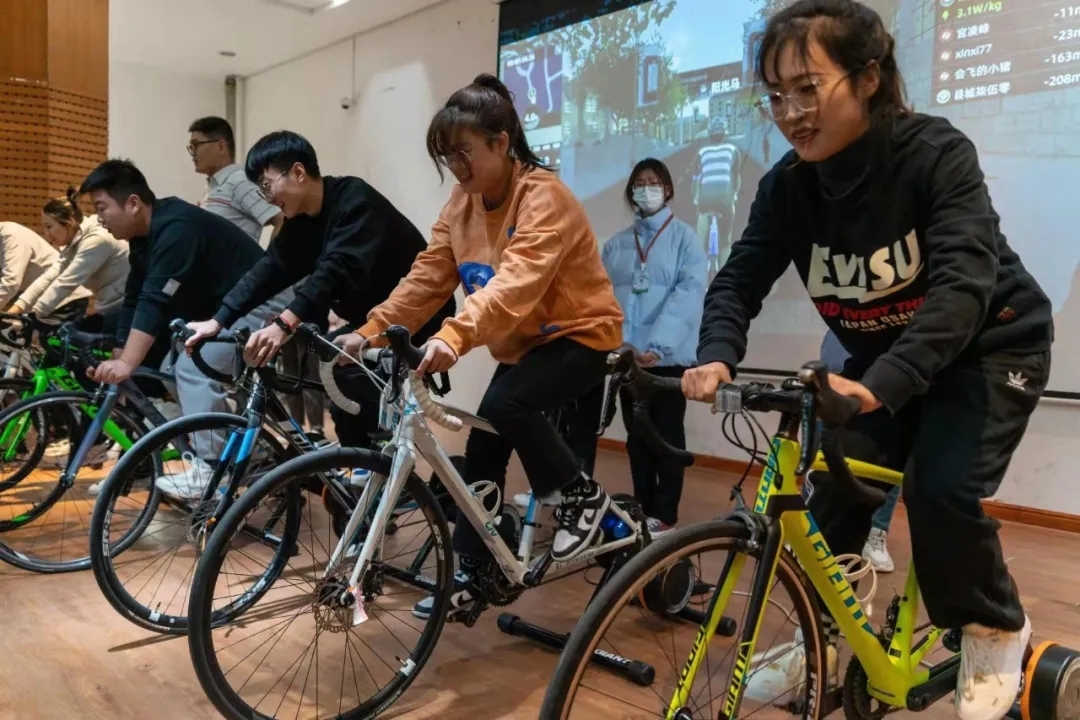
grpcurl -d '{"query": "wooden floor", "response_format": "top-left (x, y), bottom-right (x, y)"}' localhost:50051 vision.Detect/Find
top-left (1, 439), bottom-right (1079, 719)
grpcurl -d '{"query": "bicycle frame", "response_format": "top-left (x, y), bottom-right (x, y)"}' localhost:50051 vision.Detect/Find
top-left (672, 434), bottom-right (945, 717)
top-left (336, 377), bottom-right (641, 598)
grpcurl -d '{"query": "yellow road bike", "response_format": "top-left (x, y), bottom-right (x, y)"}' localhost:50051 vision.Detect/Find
top-left (539, 349), bottom-right (1052, 719)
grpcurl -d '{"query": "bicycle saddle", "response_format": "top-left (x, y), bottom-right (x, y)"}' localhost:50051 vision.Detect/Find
top-left (61, 326), bottom-right (121, 351)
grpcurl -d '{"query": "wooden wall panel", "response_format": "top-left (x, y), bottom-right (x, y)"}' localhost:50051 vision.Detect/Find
top-left (47, 88), bottom-right (108, 201)
top-left (0, 0), bottom-right (48, 82)
top-left (0, 81), bottom-right (50, 228)
top-left (0, 0), bottom-right (108, 232)
top-left (46, 0), bottom-right (109, 101)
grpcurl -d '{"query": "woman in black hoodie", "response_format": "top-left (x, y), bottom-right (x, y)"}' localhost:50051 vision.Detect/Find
top-left (682, 2), bottom-right (1053, 719)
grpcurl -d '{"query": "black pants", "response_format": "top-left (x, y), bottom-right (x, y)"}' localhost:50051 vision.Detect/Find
top-left (619, 365), bottom-right (687, 526)
top-left (329, 363), bottom-right (382, 449)
top-left (808, 350), bottom-right (1049, 631)
top-left (453, 337), bottom-right (609, 557)
top-left (278, 340), bottom-right (326, 430)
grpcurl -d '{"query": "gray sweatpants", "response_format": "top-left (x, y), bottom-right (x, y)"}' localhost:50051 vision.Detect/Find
top-left (163, 289), bottom-right (293, 460)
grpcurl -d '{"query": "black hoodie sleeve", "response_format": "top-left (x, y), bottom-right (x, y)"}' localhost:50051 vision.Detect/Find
top-left (214, 230), bottom-right (303, 328)
top-left (860, 134), bottom-right (998, 413)
top-left (697, 172), bottom-right (792, 373)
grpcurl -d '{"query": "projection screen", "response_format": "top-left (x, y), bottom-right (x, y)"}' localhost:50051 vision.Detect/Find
top-left (498, 0), bottom-right (1079, 393)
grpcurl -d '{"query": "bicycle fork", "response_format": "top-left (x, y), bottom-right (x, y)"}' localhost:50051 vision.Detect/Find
top-left (668, 513), bottom-right (785, 720)
top-left (328, 442), bottom-right (415, 626)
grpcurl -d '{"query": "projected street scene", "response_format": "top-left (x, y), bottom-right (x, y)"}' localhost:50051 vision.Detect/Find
top-left (499, 0), bottom-right (1080, 391)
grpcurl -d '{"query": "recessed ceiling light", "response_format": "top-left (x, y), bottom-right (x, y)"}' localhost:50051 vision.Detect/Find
top-left (329, 0), bottom-right (352, 7)
top-left (219, 50), bottom-right (237, 57)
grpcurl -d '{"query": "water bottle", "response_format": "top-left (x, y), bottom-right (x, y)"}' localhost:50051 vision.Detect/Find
top-left (708, 215), bottom-right (720, 257)
top-left (600, 511), bottom-right (632, 541)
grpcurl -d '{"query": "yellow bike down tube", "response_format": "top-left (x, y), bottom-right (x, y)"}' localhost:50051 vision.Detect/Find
top-left (666, 552), bottom-right (747, 717)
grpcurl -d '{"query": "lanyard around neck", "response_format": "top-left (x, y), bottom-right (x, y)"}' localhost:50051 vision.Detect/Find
top-left (633, 215), bottom-right (674, 266)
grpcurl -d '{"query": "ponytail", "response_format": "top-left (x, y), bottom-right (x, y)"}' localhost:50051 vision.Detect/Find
top-left (43, 185), bottom-right (84, 227)
top-left (425, 73), bottom-right (549, 181)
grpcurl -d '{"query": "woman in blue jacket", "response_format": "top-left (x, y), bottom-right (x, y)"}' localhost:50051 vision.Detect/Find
top-left (602, 158), bottom-right (708, 536)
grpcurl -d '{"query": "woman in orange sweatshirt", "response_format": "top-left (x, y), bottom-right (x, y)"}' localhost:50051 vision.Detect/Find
top-left (337, 74), bottom-right (623, 611)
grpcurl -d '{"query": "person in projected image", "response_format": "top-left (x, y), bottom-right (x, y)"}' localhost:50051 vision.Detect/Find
top-left (602, 157), bottom-right (707, 539)
top-left (681, 1), bottom-right (1053, 718)
top-left (335, 73), bottom-right (624, 622)
top-left (693, 115), bottom-right (742, 280)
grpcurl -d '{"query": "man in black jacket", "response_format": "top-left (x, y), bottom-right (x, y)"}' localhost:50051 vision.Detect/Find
top-left (185, 131), bottom-right (456, 451)
top-left (81, 159), bottom-right (290, 497)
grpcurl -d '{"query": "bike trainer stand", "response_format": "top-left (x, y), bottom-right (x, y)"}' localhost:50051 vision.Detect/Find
top-left (496, 551), bottom-right (738, 688)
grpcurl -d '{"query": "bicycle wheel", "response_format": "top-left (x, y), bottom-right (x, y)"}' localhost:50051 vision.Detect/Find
top-left (0, 377), bottom-right (49, 492)
top-left (188, 447), bottom-right (453, 720)
top-left (0, 390), bottom-right (158, 572)
top-left (90, 412), bottom-right (299, 634)
top-left (540, 519), bottom-right (828, 720)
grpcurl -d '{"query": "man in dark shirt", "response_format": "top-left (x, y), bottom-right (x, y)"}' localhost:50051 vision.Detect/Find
top-left (185, 131), bottom-right (456, 451)
top-left (81, 159), bottom-right (288, 497)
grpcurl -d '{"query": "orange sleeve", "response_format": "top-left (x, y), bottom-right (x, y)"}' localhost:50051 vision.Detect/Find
top-left (433, 184), bottom-right (566, 358)
top-left (358, 212), bottom-right (459, 339)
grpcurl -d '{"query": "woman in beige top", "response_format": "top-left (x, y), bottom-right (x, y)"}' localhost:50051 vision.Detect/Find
top-left (11, 188), bottom-right (128, 331)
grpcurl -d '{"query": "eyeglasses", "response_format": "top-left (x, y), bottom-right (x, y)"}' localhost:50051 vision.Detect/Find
top-left (755, 71), bottom-right (860, 122)
top-left (258, 171), bottom-right (290, 199)
top-left (633, 179), bottom-right (664, 189)
top-left (755, 80), bottom-right (826, 122)
top-left (436, 148), bottom-right (473, 169)
top-left (187, 139), bottom-right (217, 156)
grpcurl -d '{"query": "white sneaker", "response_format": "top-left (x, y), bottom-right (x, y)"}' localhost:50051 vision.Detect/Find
top-left (646, 517), bottom-right (674, 538)
top-left (955, 615), bottom-right (1031, 720)
top-left (44, 442), bottom-right (109, 472)
top-left (155, 454), bottom-right (214, 499)
top-left (742, 627), bottom-right (839, 704)
top-left (862, 527), bottom-right (895, 573)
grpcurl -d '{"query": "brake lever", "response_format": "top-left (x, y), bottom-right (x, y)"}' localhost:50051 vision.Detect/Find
top-left (425, 371), bottom-right (451, 397)
top-left (794, 389), bottom-right (820, 476)
top-left (598, 373), bottom-right (621, 435)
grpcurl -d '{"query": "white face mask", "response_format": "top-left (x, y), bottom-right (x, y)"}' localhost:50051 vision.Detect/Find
top-left (633, 186), bottom-right (666, 214)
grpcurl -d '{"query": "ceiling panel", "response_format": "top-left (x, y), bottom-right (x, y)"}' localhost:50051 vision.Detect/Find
top-left (109, 0), bottom-right (451, 76)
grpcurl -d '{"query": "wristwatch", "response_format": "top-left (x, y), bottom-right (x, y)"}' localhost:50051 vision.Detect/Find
top-left (271, 315), bottom-right (295, 335)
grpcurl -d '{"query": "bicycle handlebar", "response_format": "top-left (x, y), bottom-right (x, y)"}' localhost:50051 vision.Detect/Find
top-left (168, 318), bottom-right (250, 384)
top-left (605, 346), bottom-right (696, 468)
top-left (714, 360), bottom-right (888, 508)
top-left (295, 323), bottom-right (361, 415)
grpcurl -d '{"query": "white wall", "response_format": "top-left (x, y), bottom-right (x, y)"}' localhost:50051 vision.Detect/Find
top-left (240, 0), bottom-right (1078, 517)
top-left (109, 61), bottom-right (225, 202)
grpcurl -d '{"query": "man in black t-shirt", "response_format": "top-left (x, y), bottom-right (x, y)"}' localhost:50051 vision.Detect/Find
top-left (185, 131), bottom-right (456, 455)
top-left (81, 159), bottom-right (289, 497)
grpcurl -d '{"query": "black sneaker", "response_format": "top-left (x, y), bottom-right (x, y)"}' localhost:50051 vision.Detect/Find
top-left (551, 479), bottom-right (610, 562)
top-left (411, 570), bottom-right (473, 619)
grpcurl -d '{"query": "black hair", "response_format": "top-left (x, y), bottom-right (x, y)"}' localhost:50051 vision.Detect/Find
top-left (625, 158), bottom-right (674, 211)
top-left (425, 73), bottom-right (548, 181)
top-left (188, 116), bottom-right (236, 157)
top-left (79, 159), bottom-right (157, 206)
top-left (244, 130), bottom-right (322, 183)
top-left (43, 186), bottom-right (83, 227)
top-left (754, 0), bottom-right (908, 122)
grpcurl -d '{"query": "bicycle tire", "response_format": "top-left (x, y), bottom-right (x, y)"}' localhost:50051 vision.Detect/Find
top-left (89, 412), bottom-right (298, 635)
top-left (0, 377), bottom-right (50, 493)
top-left (0, 391), bottom-right (159, 572)
top-left (188, 446), bottom-right (454, 720)
top-left (539, 519), bottom-right (828, 720)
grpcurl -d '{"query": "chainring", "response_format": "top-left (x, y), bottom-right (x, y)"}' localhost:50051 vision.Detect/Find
top-left (842, 657), bottom-right (899, 719)
top-left (473, 561), bottom-right (525, 607)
